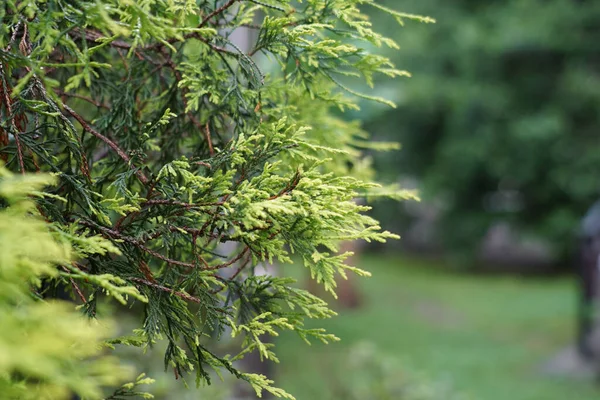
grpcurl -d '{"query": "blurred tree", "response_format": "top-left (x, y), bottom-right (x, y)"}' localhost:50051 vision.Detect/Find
top-left (1, 0), bottom-right (426, 398)
top-left (362, 0), bottom-right (600, 268)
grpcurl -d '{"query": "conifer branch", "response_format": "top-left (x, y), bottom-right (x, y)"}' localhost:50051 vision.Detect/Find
top-left (0, 69), bottom-right (25, 173)
top-left (13, 128), bottom-right (25, 174)
top-left (204, 247), bottom-right (251, 271)
top-left (142, 199), bottom-right (222, 208)
top-left (196, 36), bottom-right (240, 57)
top-left (199, 0), bottom-right (238, 28)
top-left (229, 251), bottom-right (253, 280)
top-left (62, 104), bottom-right (149, 184)
top-left (62, 266), bottom-right (87, 303)
top-left (78, 219), bottom-right (196, 268)
top-left (70, 28), bottom-right (132, 50)
top-left (0, 1), bottom-right (416, 396)
top-left (54, 89), bottom-right (108, 109)
top-left (130, 277), bottom-right (227, 312)
top-left (130, 277), bottom-right (200, 303)
top-left (204, 123), bottom-right (215, 156)
top-left (269, 172), bottom-right (301, 200)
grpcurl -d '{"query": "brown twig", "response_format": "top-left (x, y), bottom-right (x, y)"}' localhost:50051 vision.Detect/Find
top-left (142, 245), bottom-right (195, 268)
top-left (130, 277), bottom-right (222, 308)
top-left (71, 20), bottom-right (240, 58)
top-left (229, 251), bottom-right (253, 280)
top-left (194, 160), bottom-right (212, 168)
top-left (28, 148), bottom-right (40, 172)
top-left (140, 224), bottom-right (228, 246)
top-left (195, 36), bottom-right (239, 57)
top-left (138, 260), bottom-right (156, 283)
top-left (0, 65), bottom-right (25, 173)
top-left (13, 129), bottom-right (25, 174)
top-left (130, 277), bottom-right (229, 314)
top-left (63, 104), bottom-right (149, 184)
top-left (199, 0), bottom-right (238, 28)
top-left (54, 89), bottom-right (108, 109)
top-left (71, 28), bottom-right (132, 50)
top-left (142, 199), bottom-right (223, 209)
top-left (204, 246), bottom-right (250, 271)
top-left (69, 276), bottom-right (87, 303)
top-left (79, 219), bottom-right (195, 268)
top-left (181, 234), bottom-right (211, 278)
top-left (268, 172), bottom-right (301, 200)
top-left (204, 123), bottom-right (215, 156)
top-left (116, 48), bottom-right (129, 74)
top-left (115, 197), bottom-right (221, 234)
top-left (159, 49), bottom-right (219, 158)
top-left (60, 265), bottom-right (87, 303)
top-left (248, 45), bottom-right (264, 57)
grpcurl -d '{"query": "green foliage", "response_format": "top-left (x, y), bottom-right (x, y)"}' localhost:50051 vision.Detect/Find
top-left (1, 0), bottom-right (428, 397)
top-left (364, 0), bottom-right (600, 265)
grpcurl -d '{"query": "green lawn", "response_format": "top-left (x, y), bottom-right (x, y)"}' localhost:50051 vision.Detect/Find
top-left (275, 254), bottom-right (599, 400)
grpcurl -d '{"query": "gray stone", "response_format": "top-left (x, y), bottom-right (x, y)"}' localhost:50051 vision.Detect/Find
top-left (540, 345), bottom-right (597, 380)
top-left (477, 221), bottom-right (557, 272)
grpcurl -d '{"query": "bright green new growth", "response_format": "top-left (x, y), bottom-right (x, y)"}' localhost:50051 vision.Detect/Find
top-left (1, 1), bottom-right (430, 398)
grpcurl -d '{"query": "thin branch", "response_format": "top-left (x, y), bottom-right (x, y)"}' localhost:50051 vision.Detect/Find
top-left (268, 172), bottom-right (301, 200)
top-left (248, 45), bottom-right (265, 57)
top-left (209, 250), bottom-right (252, 294)
top-left (159, 48), bottom-right (220, 156)
top-left (144, 199), bottom-right (196, 208)
top-left (200, 0), bottom-right (238, 28)
top-left (54, 89), bottom-right (108, 109)
top-left (130, 277), bottom-right (224, 308)
top-left (0, 66), bottom-right (25, 173)
top-left (194, 160), bottom-right (212, 168)
top-left (130, 277), bottom-right (228, 313)
top-left (204, 123), bottom-right (215, 156)
top-left (5, 20), bottom-right (22, 52)
top-left (191, 233), bottom-right (211, 270)
top-left (204, 246), bottom-right (250, 271)
top-left (79, 219), bottom-right (195, 268)
top-left (229, 251), bottom-right (253, 280)
top-left (69, 276), bottom-right (87, 303)
top-left (141, 245), bottom-right (195, 268)
top-left (71, 28), bottom-right (132, 50)
top-left (62, 104), bottom-right (149, 184)
top-left (29, 78), bottom-right (92, 180)
top-left (13, 128), bottom-right (25, 174)
top-left (142, 199), bottom-right (223, 208)
top-left (195, 36), bottom-right (240, 57)
top-left (142, 26), bottom-right (240, 56)
top-left (61, 266), bottom-right (87, 303)
top-left (71, 21), bottom-right (240, 58)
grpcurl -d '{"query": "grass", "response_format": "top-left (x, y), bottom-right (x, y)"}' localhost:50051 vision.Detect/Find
top-left (275, 253), bottom-right (600, 400)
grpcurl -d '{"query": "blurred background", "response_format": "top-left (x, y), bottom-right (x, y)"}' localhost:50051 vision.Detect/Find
top-left (364, 0), bottom-right (600, 276)
top-left (119, 1), bottom-right (600, 398)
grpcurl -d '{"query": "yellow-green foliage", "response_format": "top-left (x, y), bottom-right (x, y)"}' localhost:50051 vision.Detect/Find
top-left (0, 166), bottom-right (147, 399)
